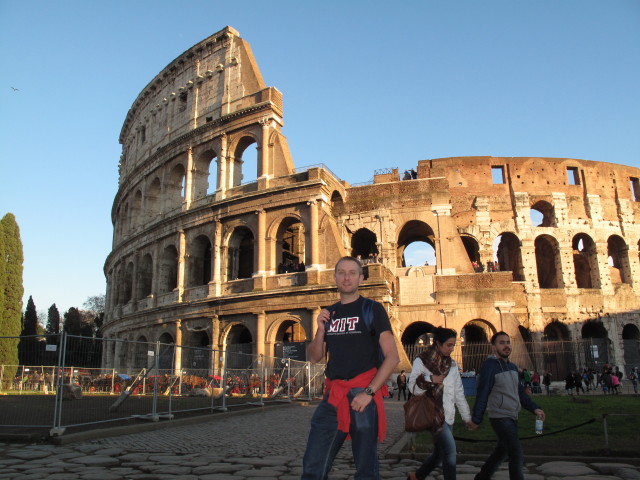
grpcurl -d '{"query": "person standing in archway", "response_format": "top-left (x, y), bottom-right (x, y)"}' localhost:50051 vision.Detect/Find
top-left (301, 256), bottom-right (400, 480)
top-left (396, 370), bottom-right (408, 401)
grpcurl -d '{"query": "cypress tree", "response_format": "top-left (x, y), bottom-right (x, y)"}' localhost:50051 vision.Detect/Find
top-left (0, 213), bottom-right (24, 383)
top-left (46, 304), bottom-right (61, 335)
top-left (22, 296), bottom-right (38, 336)
top-left (18, 296), bottom-right (39, 365)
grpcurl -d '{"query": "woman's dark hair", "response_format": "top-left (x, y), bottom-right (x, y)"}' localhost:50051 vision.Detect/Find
top-left (433, 327), bottom-right (457, 345)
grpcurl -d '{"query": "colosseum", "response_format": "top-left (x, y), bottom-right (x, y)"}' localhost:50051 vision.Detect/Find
top-left (103, 26), bottom-right (640, 381)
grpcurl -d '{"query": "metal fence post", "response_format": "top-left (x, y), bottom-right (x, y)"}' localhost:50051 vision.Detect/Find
top-left (51, 332), bottom-right (67, 437)
top-left (220, 349), bottom-right (228, 411)
top-left (603, 414), bottom-right (609, 448)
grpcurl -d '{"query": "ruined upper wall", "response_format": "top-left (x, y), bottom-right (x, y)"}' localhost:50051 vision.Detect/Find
top-left (117, 26), bottom-right (280, 185)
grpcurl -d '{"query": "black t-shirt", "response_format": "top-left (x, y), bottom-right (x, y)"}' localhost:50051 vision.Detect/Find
top-left (324, 296), bottom-right (391, 380)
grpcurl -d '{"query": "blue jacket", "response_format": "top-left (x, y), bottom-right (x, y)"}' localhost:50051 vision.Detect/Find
top-left (472, 355), bottom-right (540, 424)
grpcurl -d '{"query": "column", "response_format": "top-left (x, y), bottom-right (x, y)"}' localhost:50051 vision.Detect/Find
top-left (174, 319), bottom-right (183, 374)
top-left (185, 147), bottom-right (195, 208)
top-left (256, 311), bottom-right (266, 357)
top-left (308, 200), bottom-right (320, 268)
top-left (259, 118), bottom-right (270, 179)
top-left (216, 133), bottom-right (228, 200)
top-left (211, 315), bottom-right (220, 376)
top-left (256, 209), bottom-right (266, 274)
top-left (310, 307), bottom-right (322, 340)
top-left (177, 230), bottom-right (187, 302)
top-left (211, 220), bottom-right (222, 296)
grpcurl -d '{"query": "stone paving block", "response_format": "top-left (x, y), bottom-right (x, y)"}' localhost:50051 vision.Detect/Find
top-left (68, 455), bottom-right (121, 467)
top-left (591, 463), bottom-right (640, 475)
top-left (7, 449), bottom-right (53, 459)
top-left (537, 461), bottom-right (597, 476)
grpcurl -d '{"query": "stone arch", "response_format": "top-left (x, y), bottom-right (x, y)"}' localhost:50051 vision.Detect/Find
top-left (461, 319), bottom-right (495, 373)
top-left (146, 177), bottom-right (161, 220)
top-left (351, 228), bottom-right (378, 261)
top-left (158, 332), bottom-right (175, 371)
top-left (188, 234), bottom-right (212, 287)
top-left (121, 202), bottom-right (129, 236)
top-left (137, 253), bottom-right (153, 300)
top-left (231, 134), bottom-right (259, 187)
top-left (530, 200), bottom-right (555, 227)
top-left (226, 226), bottom-right (255, 280)
top-left (495, 232), bottom-right (524, 281)
top-left (166, 163), bottom-right (186, 211)
top-left (222, 322), bottom-right (254, 369)
top-left (123, 261), bottom-right (134, 304)
top-left (460, 234), bottom-right (480, 266)
top-left (134, 335), bottom-right (148, 369)
top-left (622, 324), bottom-right (640, 374)
top-left (330, 190), bottom-right (345, 216)
top-left (159, 244), bottom-right (178, 294)
top-left (272, 216), bottom-right (306, 273)
top-left (535, 234), bottom-right (563, 288)
top-left (193, 148), bottom-right (218, 198)
top-left (582, 320), bottom-right (610, 369)
top-left (183, 330), bottom-right (211, 370)
top-left (608, 235), bottom-right (631, 285)
top-left (543, 320), bottom-right (573, 380)
top-left (397, 220), bottom-right (436, 268)
top-left (401, 321), bottom-right (436, 362)
top-left (572, 233), bottom-right (600, 288)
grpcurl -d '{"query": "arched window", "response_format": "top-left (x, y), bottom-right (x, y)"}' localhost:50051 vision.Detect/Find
top-left (461, 234), bottom-right (480, 266)
top-left (232, 136), bottom-right (258, 187)
top-left (530, 200), bottom-right (555, 227)
top-left (134, 336), bottom-right (149, 369)
top-left (158, 332), bottom-right (174, 370)
top-left (543, 320), bottom-right (573, 380)
top-left (159, 245), bottom-right (178, 294)
top-left (147, 177), bottom-right (161, 220)
top-left (193, 149), bottom-right (217, 198)
top-left (572, 234), bottom-right (599, 288)
top-left (166, 164), bottom-right (186, 211)
top-left (535, 235), bottom-right (563, 288)
top-left (275, 218), bottom-right (306, 273)
top-left (351, 228), bottom-right (379, 263)
top-left (608, 235), bottom-right (631, 285)
top-left (225, 324), bottom-right (253, 369)
top-left (330, 191), bottom-right (344, 216)
top-left (137, 253), bottom-right (153, 299)
top-left (461, 320), bottom-right (495, 373)
top-left (400, 321), bottom-right (436, 362)
top-left (582, 320), bottom-right (610, 369)
top-left (189, 235), bottom-right (212, 287)
top-left (227, 227), bottom-right (254, 280)
top-left (495, 232), bottom-right (524, 281)
top-left (397, 220), bottom-right (436, 268)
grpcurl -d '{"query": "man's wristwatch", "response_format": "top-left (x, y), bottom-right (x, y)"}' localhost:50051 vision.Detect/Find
top-left (364, 386), bottom-right (375, 396)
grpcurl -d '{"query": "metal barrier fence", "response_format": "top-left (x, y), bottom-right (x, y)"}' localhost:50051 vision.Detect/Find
top-left (0, 334), bottom-right (326, 436)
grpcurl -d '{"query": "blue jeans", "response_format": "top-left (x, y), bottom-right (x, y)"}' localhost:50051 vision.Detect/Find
top-left (301, 388), bottom-right (379, 480)
top-left (475, 417), bottom-right (524, 480)
top-left (416, 423), bottom-right (457, 480)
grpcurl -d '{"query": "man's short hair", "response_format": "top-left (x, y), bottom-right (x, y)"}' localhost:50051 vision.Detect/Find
top-left (491, 331), bottom-right (509, 345)
top-left (334, 256), bottom-right (363, 275)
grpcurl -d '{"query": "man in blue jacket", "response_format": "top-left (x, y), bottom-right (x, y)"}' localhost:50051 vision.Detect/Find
top-left (470, 332), bottom-right (545, 480)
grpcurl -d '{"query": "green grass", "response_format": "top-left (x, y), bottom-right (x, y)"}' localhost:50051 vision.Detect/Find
top-left (413, 394), bottom-right (640, 457)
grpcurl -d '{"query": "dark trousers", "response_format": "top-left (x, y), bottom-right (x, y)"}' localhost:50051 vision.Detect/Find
top-left (475, 417), bottom-right (524, 480)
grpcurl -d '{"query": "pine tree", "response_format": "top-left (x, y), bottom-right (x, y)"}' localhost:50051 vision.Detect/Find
top-left (63, 307), bottom-right (82, 335)
top-left (46, 304), bottom-right (61, 335)
top-left (0, 213), bottom-right (24, 383)
top-left (21, 296), bottom-right (38, 336)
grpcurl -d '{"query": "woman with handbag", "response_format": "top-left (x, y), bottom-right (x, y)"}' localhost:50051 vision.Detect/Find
top-left (406, 328), bottom-right (475, 480)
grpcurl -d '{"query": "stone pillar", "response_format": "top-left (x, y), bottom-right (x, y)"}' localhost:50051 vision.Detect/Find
top-left (308, 200), bottom-right (320, 268)
top-left (211, 315), bottom-right (220, 375)
top-left (177, 230), bottom-right (187, 302)
top-left (211, 220), bottom-right (222, 296)
top-left (310, 307), bottom-right (322, 340)
top-left (259, 118), bottom-right (270, 180)
top-left (256, 311), bottom-right (266, 357)
top-left (257, 209), bottom-right (266, 274)
top-left (174, 319), bottom-right (183, 374)
top-left (185, 147), bottom-right (195, 208)
top-left (216, 133), bottom-right (228, 200)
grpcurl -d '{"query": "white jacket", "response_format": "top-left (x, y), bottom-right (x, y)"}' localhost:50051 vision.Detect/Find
top-left (407, 356), bottom-right (471, 426)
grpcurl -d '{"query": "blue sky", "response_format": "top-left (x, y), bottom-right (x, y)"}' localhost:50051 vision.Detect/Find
top-left (1, 0), bottom-right (639, 317)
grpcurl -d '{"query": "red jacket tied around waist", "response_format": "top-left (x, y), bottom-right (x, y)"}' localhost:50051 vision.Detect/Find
top-left (324, 368), bottom-right (388, 442)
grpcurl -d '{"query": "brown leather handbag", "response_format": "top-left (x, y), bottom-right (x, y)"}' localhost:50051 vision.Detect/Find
top-left (403, 387), bottom-right (436, 432)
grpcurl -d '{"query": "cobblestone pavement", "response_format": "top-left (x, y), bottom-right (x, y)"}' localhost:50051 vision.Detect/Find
top-left (0, 399), bottom-right (639, 479)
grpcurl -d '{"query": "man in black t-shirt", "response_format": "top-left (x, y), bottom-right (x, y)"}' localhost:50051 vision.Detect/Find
top-left (301, 256), bottom-right (400, 480)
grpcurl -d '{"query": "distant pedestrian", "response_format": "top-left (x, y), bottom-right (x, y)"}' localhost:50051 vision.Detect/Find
top-left (543, 371), bottom-right (552, 396)
top-left (396, 370), bottom-right (407, 401)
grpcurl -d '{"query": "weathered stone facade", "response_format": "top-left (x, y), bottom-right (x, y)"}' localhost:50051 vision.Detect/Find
top-left (103, 27), bottom-right (640, 377)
